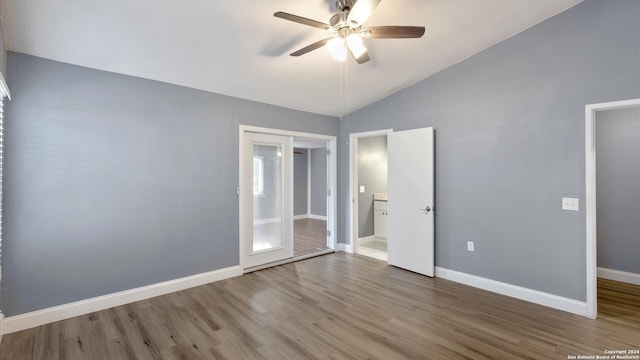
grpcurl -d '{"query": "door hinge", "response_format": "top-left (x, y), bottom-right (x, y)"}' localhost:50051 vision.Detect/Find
top-left (327, 189), bottom-right (331, 196)
top-left (326, 148), bottom-right (331, 156)
top-left (236, 187), bottom-right (240, 196)
top-left (326, 230), bottom-right (332, 237)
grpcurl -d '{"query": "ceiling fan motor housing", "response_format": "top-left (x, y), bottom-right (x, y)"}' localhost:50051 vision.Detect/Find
top-left (336, 0), bottom-right (356, 12)
top-left (332, 0), bottom-right (362, 32)
top-left (330, 12), bottom-right (350, 30)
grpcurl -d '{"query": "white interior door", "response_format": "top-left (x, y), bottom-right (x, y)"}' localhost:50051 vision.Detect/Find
top-left (242, 132), bottom-right (293, 269)
top-left (387, 127), bottom-right (435, 276)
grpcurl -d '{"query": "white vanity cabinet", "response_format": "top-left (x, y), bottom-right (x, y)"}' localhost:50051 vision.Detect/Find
top-left (374, 200), bottom-right (388, 241)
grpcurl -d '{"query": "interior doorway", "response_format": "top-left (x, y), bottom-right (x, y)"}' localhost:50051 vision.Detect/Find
top-left (349, 127), bottom-right (436, 278)
top-left (349, 129), bottom-right (392, 261)
top-left (585, 98), bottom-right (640, 319)
top-left (293, 141), bottom-right (331, 257)
top-left (239, 126), bottom-right (337, 272)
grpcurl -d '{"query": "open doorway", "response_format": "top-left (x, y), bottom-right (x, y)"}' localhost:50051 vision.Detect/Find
top-left (293, 141), bottom-right (330, 257)
top-left (349, 129), bottom-right (392, 261)
top-left (585, 98), bottom-right (640, 319)
top-left (349, 127), bottom-right (436, 275)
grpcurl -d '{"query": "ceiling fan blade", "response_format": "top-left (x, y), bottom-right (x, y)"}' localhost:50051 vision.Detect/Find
top-left (274, 12), bottom-right (331, 30)
top-left (290, 38), bottom-right (332, 56)
top-left (365, 26), bottom-right (425, 38)
top-left (347, 0), bottom-right (382, 26)
top-left (349, 47), bottom-right (370, 64)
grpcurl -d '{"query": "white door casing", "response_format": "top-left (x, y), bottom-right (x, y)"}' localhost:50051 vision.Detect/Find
top-left (348, 129), bottom-right (393, 254)
top-left (239, 125), bottom-right (337, 272)
top-left (387, 127), bottom-right (435, 276)
top-left (585, 98), bottom-right (640, 319)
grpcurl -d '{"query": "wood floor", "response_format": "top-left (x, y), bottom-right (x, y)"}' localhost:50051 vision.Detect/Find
top-left (1, 254), bottom-right (639, 359)
top-left (294, 218), bottom-right (328, 257)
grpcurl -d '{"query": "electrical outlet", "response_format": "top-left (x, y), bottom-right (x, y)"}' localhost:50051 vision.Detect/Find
top-left (467, 241), bottom-right (474, 252)
top-left (562, 197), bottom-right (579, 211)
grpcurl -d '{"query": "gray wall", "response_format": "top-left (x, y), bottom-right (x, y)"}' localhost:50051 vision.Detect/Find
top-left (1, 52), bottom-right (339, 316)
top-left (310, 148), bottom-right (327, 217)
top-left (338, 0), bottom-right (640, 302)
top-left (0, 17), bottom-right (6, 76)
top-left (0, 16), bottom-right (5, 287)
top-left (357, 136), bottom-right (387, 238)
top-left (596, 106), bottom-right (640, 274)
top-left (294, 148), bottom-right (308, 216)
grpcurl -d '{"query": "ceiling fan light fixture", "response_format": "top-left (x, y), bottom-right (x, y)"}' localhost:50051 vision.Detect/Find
top-left (347, 33), bottom-right (367, 59)
top-left (275, 0), bottom-right (425, 64)
top-left (327, 37), bottom-right (347, 62)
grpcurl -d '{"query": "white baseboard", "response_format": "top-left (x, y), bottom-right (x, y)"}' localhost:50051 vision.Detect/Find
top-left (308, 214), bottom-right (328, 221)
top-left (293, 214), bottom-right (327, 221)
top-left (435, 267), bottom-right (587, 317)
top-left (359, 236), bottom-right (376, 245)
top-left (335, 243), bottom-right (354, 253)
top-left (598, 267), bottom-right (640, 286)
top-left (3, 266), bottom-right (242, 335)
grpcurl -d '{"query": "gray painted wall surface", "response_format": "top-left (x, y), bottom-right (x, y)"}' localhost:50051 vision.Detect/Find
top-left (596, 106), bottom-right (640, 274)
top-left (338, 0), bottom-right (640, 301)
top-left (0, 17), bottom-right (6, 76)
top-left (2, 53), bottom-right (338, 316)
top-left (0, 17), bottom-right (5, 279)
top-left (294, 148), bottom-right (308, 216)
top-left (357, 136), bottom-right (387, 238)
top-left (310, 148), bottom-right (327, 216)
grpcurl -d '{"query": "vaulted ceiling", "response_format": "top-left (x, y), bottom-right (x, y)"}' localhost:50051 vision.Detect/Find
top-left (0, 0), bottom-right (582, 116)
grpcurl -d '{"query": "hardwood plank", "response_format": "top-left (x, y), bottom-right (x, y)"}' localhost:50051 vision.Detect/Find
top-left (1, 254), bottom-right (639, 359)
top-left (294, 218), bottom-right (328, 256)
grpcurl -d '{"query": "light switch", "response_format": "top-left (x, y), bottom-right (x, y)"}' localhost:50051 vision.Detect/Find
top-left (359, 186), bottom-right (365, 193)
top-left (562, 197), bottom-right (579, 211)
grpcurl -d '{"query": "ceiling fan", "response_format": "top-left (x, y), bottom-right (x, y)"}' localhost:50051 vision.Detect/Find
top-left (274, 0), bottom-right (425, 64)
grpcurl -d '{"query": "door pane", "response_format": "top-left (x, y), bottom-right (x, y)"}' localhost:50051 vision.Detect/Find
top-left (252, 144), bottom-right (283, 253)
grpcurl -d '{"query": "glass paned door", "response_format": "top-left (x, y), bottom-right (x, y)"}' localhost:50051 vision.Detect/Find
top-left (242, 133), bottom-right (293, 269)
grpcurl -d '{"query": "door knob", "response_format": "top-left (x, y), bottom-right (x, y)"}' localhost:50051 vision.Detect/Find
top-left (419, 205), bottom-right (432, 214)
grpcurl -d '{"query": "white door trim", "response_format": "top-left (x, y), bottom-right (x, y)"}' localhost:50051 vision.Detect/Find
top-left (239, 125), bottom-right (337, 271)
top-left (585, 98), bottom-right (640, 319)
top-left (348, 129), bottom-right (393, 255)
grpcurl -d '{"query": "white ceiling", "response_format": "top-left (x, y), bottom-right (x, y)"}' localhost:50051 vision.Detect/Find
top-left (0, 0), bottom-right (582, 116)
